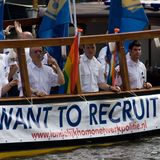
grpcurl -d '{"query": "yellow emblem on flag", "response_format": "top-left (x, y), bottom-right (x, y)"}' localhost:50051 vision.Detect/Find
top-left (122, 0), bottom-right (142, 11)
top-left (45, 0), bottom-right (66, 20)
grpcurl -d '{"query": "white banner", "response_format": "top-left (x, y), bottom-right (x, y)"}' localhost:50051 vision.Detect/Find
top-left (0, 94), bottom-right (160, 143)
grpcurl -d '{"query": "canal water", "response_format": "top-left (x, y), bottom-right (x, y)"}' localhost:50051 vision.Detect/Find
top-left (15, 136), bottom-right (160, 160)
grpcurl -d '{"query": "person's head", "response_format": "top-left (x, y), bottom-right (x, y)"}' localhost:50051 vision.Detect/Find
top-left (129, 40), bottom-right (141, 62)
top-left (30, 47), bottom-right (45, 66)
top-left (84, 44), bottom-right (96, 59)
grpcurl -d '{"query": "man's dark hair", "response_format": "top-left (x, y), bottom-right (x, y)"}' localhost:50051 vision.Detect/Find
top-left (129, 40), bottom-right (141, 50)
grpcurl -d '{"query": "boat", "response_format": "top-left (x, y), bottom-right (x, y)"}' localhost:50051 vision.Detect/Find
top-left (0, 16), bottom-right (160, 159)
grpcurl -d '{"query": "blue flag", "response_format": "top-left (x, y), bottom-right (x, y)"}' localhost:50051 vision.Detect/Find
top-left (108, 0), bottom-right (149, 52)
top-left (106, 0), bottom-right (149, 85)
top-left (38, 0), bottom-right (71, 69)
top-left (0, 0), bottom-right (4, 40)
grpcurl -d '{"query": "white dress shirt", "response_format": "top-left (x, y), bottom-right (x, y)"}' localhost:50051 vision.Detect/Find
top-left (127, 59), bottom-right (146, 89)
top-left (0, 58), bottom-right (7, 97)
top-left (100, 63), bottom-right (110, 83)
top-left (0, 54), bottom-right (10, 85)
top-left (97, 46), bottom-right (108, 65)
top-left (3, 48), bottom-right (18, 79)
top-left (27, 62), bottom-right (59, 94)
top-left (79, 54), bottom-right (105, 93)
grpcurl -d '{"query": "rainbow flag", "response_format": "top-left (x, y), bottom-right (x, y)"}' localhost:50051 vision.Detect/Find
top-left (63, 33), bottom-right (81, 94)
top-left (107, 42), bottom-right (117, 86)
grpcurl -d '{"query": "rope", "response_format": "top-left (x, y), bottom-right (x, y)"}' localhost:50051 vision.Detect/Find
top-left (126, 90), bottom-right (138, 97)
top-left (24, 95), bottom-right (34, 106)
top-left (77, 94), bottom-right (88, 102)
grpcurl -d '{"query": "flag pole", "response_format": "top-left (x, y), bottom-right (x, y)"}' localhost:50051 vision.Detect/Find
top-left (72, 0), bottom-right (78, 35)
top-left (61, 0), bottom-right (73, 61)
top-left (32, 0), bottom-right (38, 11)
top-left (71, 0), bottom-right (82, 93)
top-left (32, 0), bottom-right (38, 36)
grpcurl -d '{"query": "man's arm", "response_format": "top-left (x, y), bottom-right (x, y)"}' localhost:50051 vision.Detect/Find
top-left (48, 55), bottom-right (65, 85)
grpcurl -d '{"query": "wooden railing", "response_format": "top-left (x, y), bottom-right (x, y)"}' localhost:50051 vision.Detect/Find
top-left (4, 17), bottom-right (41, 28)
top-left (1, 20), bottom-right (160, 96)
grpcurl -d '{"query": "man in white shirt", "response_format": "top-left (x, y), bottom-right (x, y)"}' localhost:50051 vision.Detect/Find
top-left (20, 47), bottom-right (65, 96)
top-left (79, 44), bottom-right (120, 93)
top-left (97, 45), bottom-right (108, 65)
top-left (0, 51), bottom-right (18, 97)
top-left (127, 40), bottom-right (152, 89)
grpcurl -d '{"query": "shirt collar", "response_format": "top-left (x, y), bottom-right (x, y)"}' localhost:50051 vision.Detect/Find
top-left (83, 53), bottom-right (96, 62)
top-left (129, 59), bottom-right (140, 66)
top-left (30, 61), bottom-right (41, 69)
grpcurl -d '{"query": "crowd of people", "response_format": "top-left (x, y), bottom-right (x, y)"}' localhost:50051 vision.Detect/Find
top-left (0, 21), bottom-right (152, 98)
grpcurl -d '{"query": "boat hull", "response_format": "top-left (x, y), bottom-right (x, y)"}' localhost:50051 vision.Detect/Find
top-left (0, 89), bottom-right (160, 152)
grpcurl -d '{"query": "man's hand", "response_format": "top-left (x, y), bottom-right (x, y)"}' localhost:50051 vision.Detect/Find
top-left (4, 25), bottom-right (14, 35)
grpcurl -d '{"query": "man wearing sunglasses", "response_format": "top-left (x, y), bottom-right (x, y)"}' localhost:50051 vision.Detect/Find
top-left (19, 47), bottom-right (65, 97)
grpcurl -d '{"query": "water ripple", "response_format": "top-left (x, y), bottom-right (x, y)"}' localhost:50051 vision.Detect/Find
top-left (15, 136), bottom-right (160, 160)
